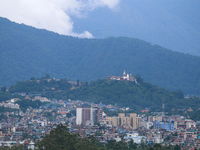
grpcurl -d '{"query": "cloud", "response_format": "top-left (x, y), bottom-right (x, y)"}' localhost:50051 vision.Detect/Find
top-left (0, 0), bottom-right (120, 38)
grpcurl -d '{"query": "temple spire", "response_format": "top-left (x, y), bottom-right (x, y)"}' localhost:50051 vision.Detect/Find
top-left (123, 70), bottom-right (126, 77)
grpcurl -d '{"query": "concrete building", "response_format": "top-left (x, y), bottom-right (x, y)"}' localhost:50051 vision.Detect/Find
top-left (150, 132), bottom-right (163, 143)
top-left (105, 113), bottom-right (141, 129)
top-left (153, 120), bottom-right (174, 131)
top-left (76, 106), bottom-right (102, 125)
top-left (174, 120), bottom-right (196, 129)
top-left (124, 133), bottom-right (146, 144)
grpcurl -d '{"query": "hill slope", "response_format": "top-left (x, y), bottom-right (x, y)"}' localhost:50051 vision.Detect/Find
top-left (0, 17), bottom-right (200, 95)
top-left (4, 76), bottom-right (200, 112)
top-left (65, 78), bottom-right (200, 111)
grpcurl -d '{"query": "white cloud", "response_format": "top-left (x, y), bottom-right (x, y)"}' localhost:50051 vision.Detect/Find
top-left (0, 0), bottom-right (120, 38)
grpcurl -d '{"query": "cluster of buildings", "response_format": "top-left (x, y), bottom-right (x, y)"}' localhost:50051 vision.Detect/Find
top-left (153, 120), bottom-right (174, 132)
top-left (0, 95), bottom-right (52, 111)
top-left (0, 92), bottom-right (200, 149)
top-left (107, 70), bottom-right (137, 83)
top-left (24, 95), bottom-right (51, 102)
top-left (105, 113), bottom-right (141, 129)
top-left (0, 97), bottom-right (76, 148)
top-left (0, 99), bottom-right (20, 109)
top-left (76, 106), bottom-right (102, 125)
top-left (141, 114), bottom-right (200, 149)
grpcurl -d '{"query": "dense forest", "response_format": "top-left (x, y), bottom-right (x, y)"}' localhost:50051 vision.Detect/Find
top-left (1, 75), bottom-right (200, 112)
top-left (63, 77), bottom-right (200, 112)
top-left (0, 17), bottom-right (200, 95)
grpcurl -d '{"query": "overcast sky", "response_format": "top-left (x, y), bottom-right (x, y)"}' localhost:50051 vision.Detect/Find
top-left (0, 0), bottom-right (120, 38)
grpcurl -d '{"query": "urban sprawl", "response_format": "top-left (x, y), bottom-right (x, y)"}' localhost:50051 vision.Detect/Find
top-left (0, 95), bottom-right (200, 150)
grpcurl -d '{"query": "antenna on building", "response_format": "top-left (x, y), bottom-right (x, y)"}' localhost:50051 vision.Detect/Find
top-left (162, 98), bottom-right (165, 116)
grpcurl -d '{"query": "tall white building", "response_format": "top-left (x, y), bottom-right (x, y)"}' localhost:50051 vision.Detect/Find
top-left (76, 107), bottom-right (83, 125)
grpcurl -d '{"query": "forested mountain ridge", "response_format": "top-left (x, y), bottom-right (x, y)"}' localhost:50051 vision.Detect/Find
top-left (0, 17), bottom-right (200, 95)
top-left (64, 78), bottom-right (200, 112)
top-left (72, 0), bottom-right (200, 56)
top-left (1, 75), bottom-right (200, 112)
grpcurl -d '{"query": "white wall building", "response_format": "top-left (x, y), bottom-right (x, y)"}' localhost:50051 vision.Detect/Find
top-left (124, 133), bottom-right (146, 144)
top-left (76, 107), bottom-right (83, 125)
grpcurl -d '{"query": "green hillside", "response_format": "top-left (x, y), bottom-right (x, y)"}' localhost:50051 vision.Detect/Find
top-left (2, 75), bottom-right (200, 112)
top-left (63, 78), bottom-right (200, 111)
top-left (0, 17), bottom-right (200, 95)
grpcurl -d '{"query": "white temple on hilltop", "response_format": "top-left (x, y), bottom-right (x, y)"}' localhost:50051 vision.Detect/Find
top-left (107, 70), bottom-right (137, 83)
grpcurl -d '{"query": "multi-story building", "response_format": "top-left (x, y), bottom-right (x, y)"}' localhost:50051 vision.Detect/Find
top-left (153, 120), bottom-right (174, 131)
top-left (148, 116), bottom-right (162, 122)
top-left (174, 120), bottom-right (196, 129)
top-left (105, 113), bottom-right (141, 129)
top-left (76, 106), bottom-right (102, 125)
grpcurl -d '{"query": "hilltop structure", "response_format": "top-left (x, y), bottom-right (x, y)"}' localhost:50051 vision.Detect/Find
top-left (107, 70), bottom-right (137, 83)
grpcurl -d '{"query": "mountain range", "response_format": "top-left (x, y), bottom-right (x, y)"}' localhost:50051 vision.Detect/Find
top-left (0, 17), bottom-right (200, 95)
top-left (72, 0), bottom-right (200, 56)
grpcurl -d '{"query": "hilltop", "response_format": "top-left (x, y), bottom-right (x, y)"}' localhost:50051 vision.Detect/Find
top-left (0, 17), bottom-right (200, 95)
top-left (1, 75), bottom-right (200, 112)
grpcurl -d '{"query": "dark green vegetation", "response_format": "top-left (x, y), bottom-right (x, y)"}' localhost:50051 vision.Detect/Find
top-left (3, 75), bottom-right (200, 112)
top-left (0, 106), bottom-right (18, 113)
top-left (0, 16), bottom-right (200, 95)
top-left (35, 123), bottom-right (180, 150)
top-left (35, 124), bottom-right (101, 150)
top-left (0, 123), bottom-right (183, 150)
top-left (15, 99), bottom-right (47, 112)
top-left (0, 89), bottom-right (47, 112)
top-left (0, 144), bottom-right (25, 150)
top-left (0, 91), bottom-right (13, 102)
top-left (9, 74), bottom-right (72, 93)
top-left (0, 92), bottom-right (47, 113)
top-left (0, 106), bottom-right (19, 121)
top-left (0, 86), bottom-right (46, 112)
top-left (64, 78), bottom-right (200, 111)
top-left (187, 110), bottom-right (200, 121)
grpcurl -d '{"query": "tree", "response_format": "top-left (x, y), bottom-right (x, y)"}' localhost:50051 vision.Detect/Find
top-left (134, 74), bottom-right (143, 83)
top-left (94, 122), bottom-right (100, 126)
top-left (0, 144), bottom-right (25, 150)
top-left (113, 141), bottom-right (128, 150)
top-left (1, 86), bottom-right (7, 92)
top-left (174, 144), bottom-right (181, 150)
top-left (35, 124), bottom-right (99, 150)
top-left (30, 77), bottom-right (36, 80)
top-left (154, 143), bottom-right (161, 150)
top-left (22, 133), bottom-right (29, 140)
top-left (106, 140), bottom-right (116, 150)
top-left (45, 73), bottom-right (50, 79)
top-left (128, 139), bottom-right (137, 149)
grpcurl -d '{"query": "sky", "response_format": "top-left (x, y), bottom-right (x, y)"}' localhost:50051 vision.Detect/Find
top-left (0, 0), bottom-right (120, 38)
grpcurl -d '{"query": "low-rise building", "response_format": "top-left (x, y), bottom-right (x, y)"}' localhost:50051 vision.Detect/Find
top-left (124, 132), bottom-right (146, 144)
top-left (153, 120), bottom-right (174, 131)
